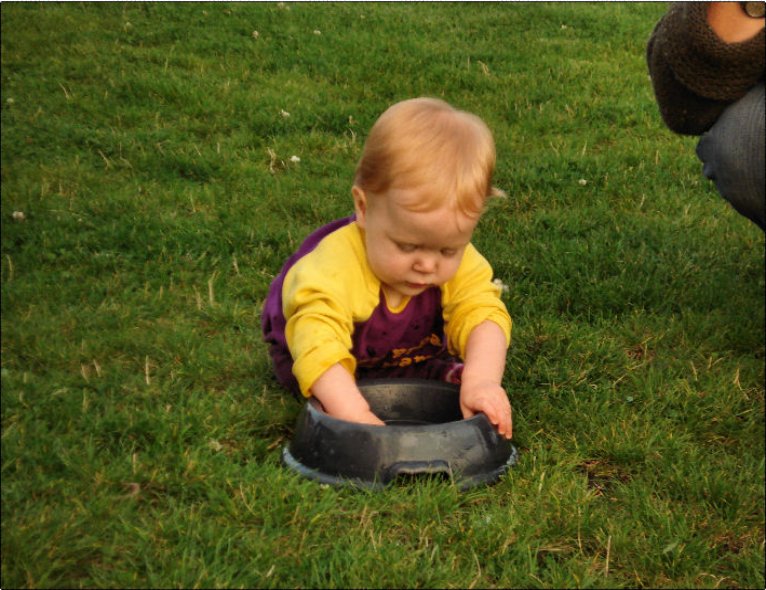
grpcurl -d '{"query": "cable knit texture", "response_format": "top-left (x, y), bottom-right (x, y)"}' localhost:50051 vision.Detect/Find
top-left (647, 2), bottom-right (765, 135)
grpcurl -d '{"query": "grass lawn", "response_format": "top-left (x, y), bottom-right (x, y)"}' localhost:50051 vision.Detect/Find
top-left (2, 2), bottom-right (764, 588)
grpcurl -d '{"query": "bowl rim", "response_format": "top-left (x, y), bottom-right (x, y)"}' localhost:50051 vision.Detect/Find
top-left (282, 378), bottom-right (518, 490)
top-left (304, 394), bottom-right (489, 432)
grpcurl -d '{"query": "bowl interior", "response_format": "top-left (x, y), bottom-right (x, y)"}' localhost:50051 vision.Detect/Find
top-left (356, 379), bottom-right (463, 425)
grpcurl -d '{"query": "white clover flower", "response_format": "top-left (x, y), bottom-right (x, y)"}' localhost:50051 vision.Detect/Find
top-left (6, 98), bottom-right (15, 105)
top-left (289, 155), bottom-right (301, 163)
top-left (578, 178), bottom-right (588, 186)
top-left (493, 278), bottom-right (509, 294)
top-left (12, 211), bottom-right (25, 222)
top-left (313, 29), bottom-right (322, 35)
top-left (280, 109), bottom-right (290, 118)
top-left (252, 30), bottom-right (260, 39)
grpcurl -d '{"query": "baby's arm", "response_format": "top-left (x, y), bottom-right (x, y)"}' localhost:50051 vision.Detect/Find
top-left (459, 320), bottom-right (513, 439)
top-left (310, 363), bottom-right (385, 426)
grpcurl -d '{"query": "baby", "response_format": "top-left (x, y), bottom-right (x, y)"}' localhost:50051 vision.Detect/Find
top-left (262, 97), bottom-right (513, 439)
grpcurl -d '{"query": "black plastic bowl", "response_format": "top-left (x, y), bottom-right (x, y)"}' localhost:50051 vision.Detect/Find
top-left (282, 379), bottom-right (517, 490)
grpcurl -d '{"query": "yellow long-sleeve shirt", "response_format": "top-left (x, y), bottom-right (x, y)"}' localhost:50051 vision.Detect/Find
top-left (281, 221), bottom-right (511, 396)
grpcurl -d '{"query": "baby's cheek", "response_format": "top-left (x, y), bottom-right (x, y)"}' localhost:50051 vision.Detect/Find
top-left (443, 261), bottom-right (462, 281)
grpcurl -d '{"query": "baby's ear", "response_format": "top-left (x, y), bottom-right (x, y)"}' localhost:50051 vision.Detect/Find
top-left (352, 186), bottom-right (368, 228)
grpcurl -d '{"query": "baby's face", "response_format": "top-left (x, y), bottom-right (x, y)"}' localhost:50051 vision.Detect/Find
top-left (356, 187), bottom-right (479, 308)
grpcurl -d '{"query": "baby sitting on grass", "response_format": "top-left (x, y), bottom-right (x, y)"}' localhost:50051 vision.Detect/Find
top-left (262, 97), bottom-right (513, 439)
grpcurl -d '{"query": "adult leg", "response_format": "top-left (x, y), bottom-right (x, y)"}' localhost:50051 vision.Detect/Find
top-left (696, 83), bottom-right (765, 230)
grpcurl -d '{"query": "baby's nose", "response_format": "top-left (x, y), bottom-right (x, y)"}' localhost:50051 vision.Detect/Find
top-left (414, 253), bottom-right (437, 274)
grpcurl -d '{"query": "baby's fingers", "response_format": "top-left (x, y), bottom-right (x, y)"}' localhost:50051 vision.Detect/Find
top-left (486, 400), bottom-right (513, 440)
top-left (459, 402), bottom-right (476, 421)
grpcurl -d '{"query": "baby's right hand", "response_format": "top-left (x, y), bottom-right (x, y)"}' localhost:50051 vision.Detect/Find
top-left (309, 363), bottom-right (385, 426)
top-left (332, 406), bottom-right (386, 426)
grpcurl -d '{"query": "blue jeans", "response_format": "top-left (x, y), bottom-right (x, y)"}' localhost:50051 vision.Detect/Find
top-left (696, 83), bottom-right (765, 231)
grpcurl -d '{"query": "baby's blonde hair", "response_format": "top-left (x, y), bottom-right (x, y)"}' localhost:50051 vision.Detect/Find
top-left (354, 97), bottom-right (499, 217)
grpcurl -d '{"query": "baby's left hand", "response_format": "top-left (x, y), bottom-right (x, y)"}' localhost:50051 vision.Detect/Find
top-left (459, 380), bottom-right (513, 440)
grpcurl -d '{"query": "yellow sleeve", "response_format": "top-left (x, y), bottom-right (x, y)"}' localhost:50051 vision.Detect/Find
top-left (442, 244), bottom-right (512, 358)
top-left (282, 224), bottom-right (379, 397)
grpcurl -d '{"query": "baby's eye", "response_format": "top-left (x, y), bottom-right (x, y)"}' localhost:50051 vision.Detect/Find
top-left (396, 242), bottom-right (417, 253)
top-left (441, 248), bottom-right (458, 257)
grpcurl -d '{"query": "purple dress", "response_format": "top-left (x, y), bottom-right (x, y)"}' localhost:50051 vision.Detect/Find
top-left (261, 217), bottom-right (463, 397)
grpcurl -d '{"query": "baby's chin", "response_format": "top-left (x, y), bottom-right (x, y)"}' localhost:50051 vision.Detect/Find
top-left (404, 281), bottom-right (430, 290)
